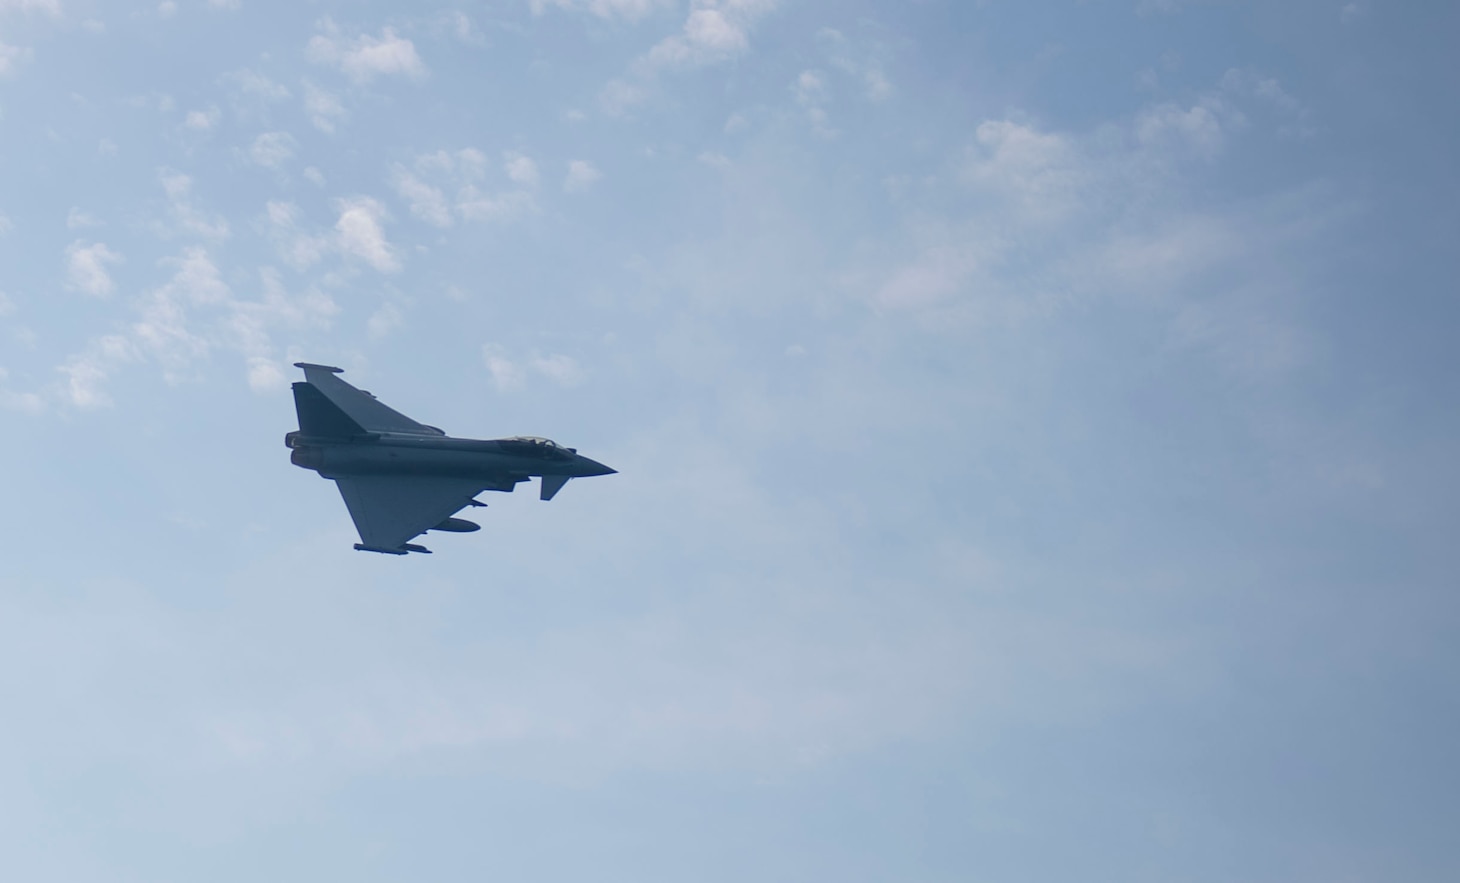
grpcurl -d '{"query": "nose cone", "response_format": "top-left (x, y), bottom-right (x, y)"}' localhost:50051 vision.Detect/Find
top-left (576, 455), bottom-right (617, 477)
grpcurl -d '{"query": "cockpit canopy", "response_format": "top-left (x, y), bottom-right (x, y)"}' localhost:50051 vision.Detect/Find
top-left (499, 435), bottom-right (574, 459)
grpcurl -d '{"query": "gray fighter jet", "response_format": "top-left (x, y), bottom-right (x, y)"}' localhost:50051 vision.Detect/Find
top-left (285, 362), bottom-right (615, 555)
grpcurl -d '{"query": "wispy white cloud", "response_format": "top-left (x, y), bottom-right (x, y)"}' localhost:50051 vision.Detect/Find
top-left (529, 0), bottom-right (674, 20)
top-left (65, 241), bottom-right (123, 297)
top-left (56, 249), bottom-right (338, 405)
top-left (159, 170), bottom-right (231, 240)
top-left (0, 212), bottom-right (11, 235)
top-left (246, 131), bottom-right (298, 168)
top-left (307, 18), bottom-right (426, 84)
top-left (1134, 99), bottom-right (1236, 160)
top-left (457, 189), bottom-right (536, 223)
top-left (481, 343), bottom-right (586, 390)
top-left (184, 105), bottom-right (221, 130)
top-left (792, 69), bottom-right (828, 106)
top-left (222, 68), bottom-right (291, 103)
top-left (264, 201), bottom-right (330, 270)
top-left (367, 302), bottom-right (404, 340)
top-left (875, 244), bottom-right (988, 312)
top-left (870, 74), bottom-right (1336, 390)
top-left (302, 81), bottom-right (346, 132)
top-left (1136, 0), bottom-right (1193, 14)
top-left (600, 0), bottom-right (781, 114)
top-left (333, 196), bottom-right (400, 273)
top-left (645, 6), bottom-right (749, 66)
top-left (390, 148), bottom-right (539, 226)
top-left (264, 198), bottom-right (405, 274)
top-left (792, 69), bottom-right (837, 137)
top-left (0, 0), bottom-right (59, 79)
top-left (564, 160), bottom-right (601, 193)
top-left (130, 247), bottom-right (229, 377)
top-left (224, 268), bottom-right (338, 391)
top-left (482, 343), bottom-right (524, 391)
top-left (66, 208), bottom-right (101, 229)
top-left (0, 362), bottom-right (43, 412)
top-left (529, 352), bottom-right (585, 387)
top-left (0, 0), bottom-right (61, 14)
top-left (53, 252), bottom-right (340, 406)
top-left (503, 151), bottom-right (539, 187)
top-left (599, 79), bottom-right (646, 116)
top-left (390, 168), bottom-right (453, 227)
top-left (0, 42), bottom-right (33, 77)
top-left (57, 335), bottom-right (135, 409)
top-left (1219, 67), bottom-right (1313, 138)
top-left (816, 27), bottom-right (894, 103)
top-left (431, 10), bottom-right (485, 45)
top-left (958, 119), bottom-right (1086, 222)
top-left (1131, 70), bottom-right (1307, 156)
top-left (864, 67), bottom-right (893, 102)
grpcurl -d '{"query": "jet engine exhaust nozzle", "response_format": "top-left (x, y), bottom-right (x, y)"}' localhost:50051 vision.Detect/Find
top-left (290, 446), bottom-right (324, 471)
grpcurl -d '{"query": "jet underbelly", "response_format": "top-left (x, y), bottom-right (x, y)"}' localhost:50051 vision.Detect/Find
top-left (312, 444), bottom-right (522, 479)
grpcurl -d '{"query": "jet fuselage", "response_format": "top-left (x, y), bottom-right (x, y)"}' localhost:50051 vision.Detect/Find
top-left (286, 431), bottom-right (616, 485)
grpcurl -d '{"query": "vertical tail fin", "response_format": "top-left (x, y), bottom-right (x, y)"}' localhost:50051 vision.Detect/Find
top-left (293, 382), bottom-right (367, 438)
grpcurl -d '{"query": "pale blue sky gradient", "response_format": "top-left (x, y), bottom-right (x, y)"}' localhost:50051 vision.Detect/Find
top-left (1, 1), bottom-right (1457, 880)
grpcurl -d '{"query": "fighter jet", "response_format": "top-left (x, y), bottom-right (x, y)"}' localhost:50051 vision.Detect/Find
top-left (285, 362), bottom-right (615, 555)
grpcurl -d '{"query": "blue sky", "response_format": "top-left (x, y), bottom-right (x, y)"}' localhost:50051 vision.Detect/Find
top-left (2, 1), bottom-right (1457, 880)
